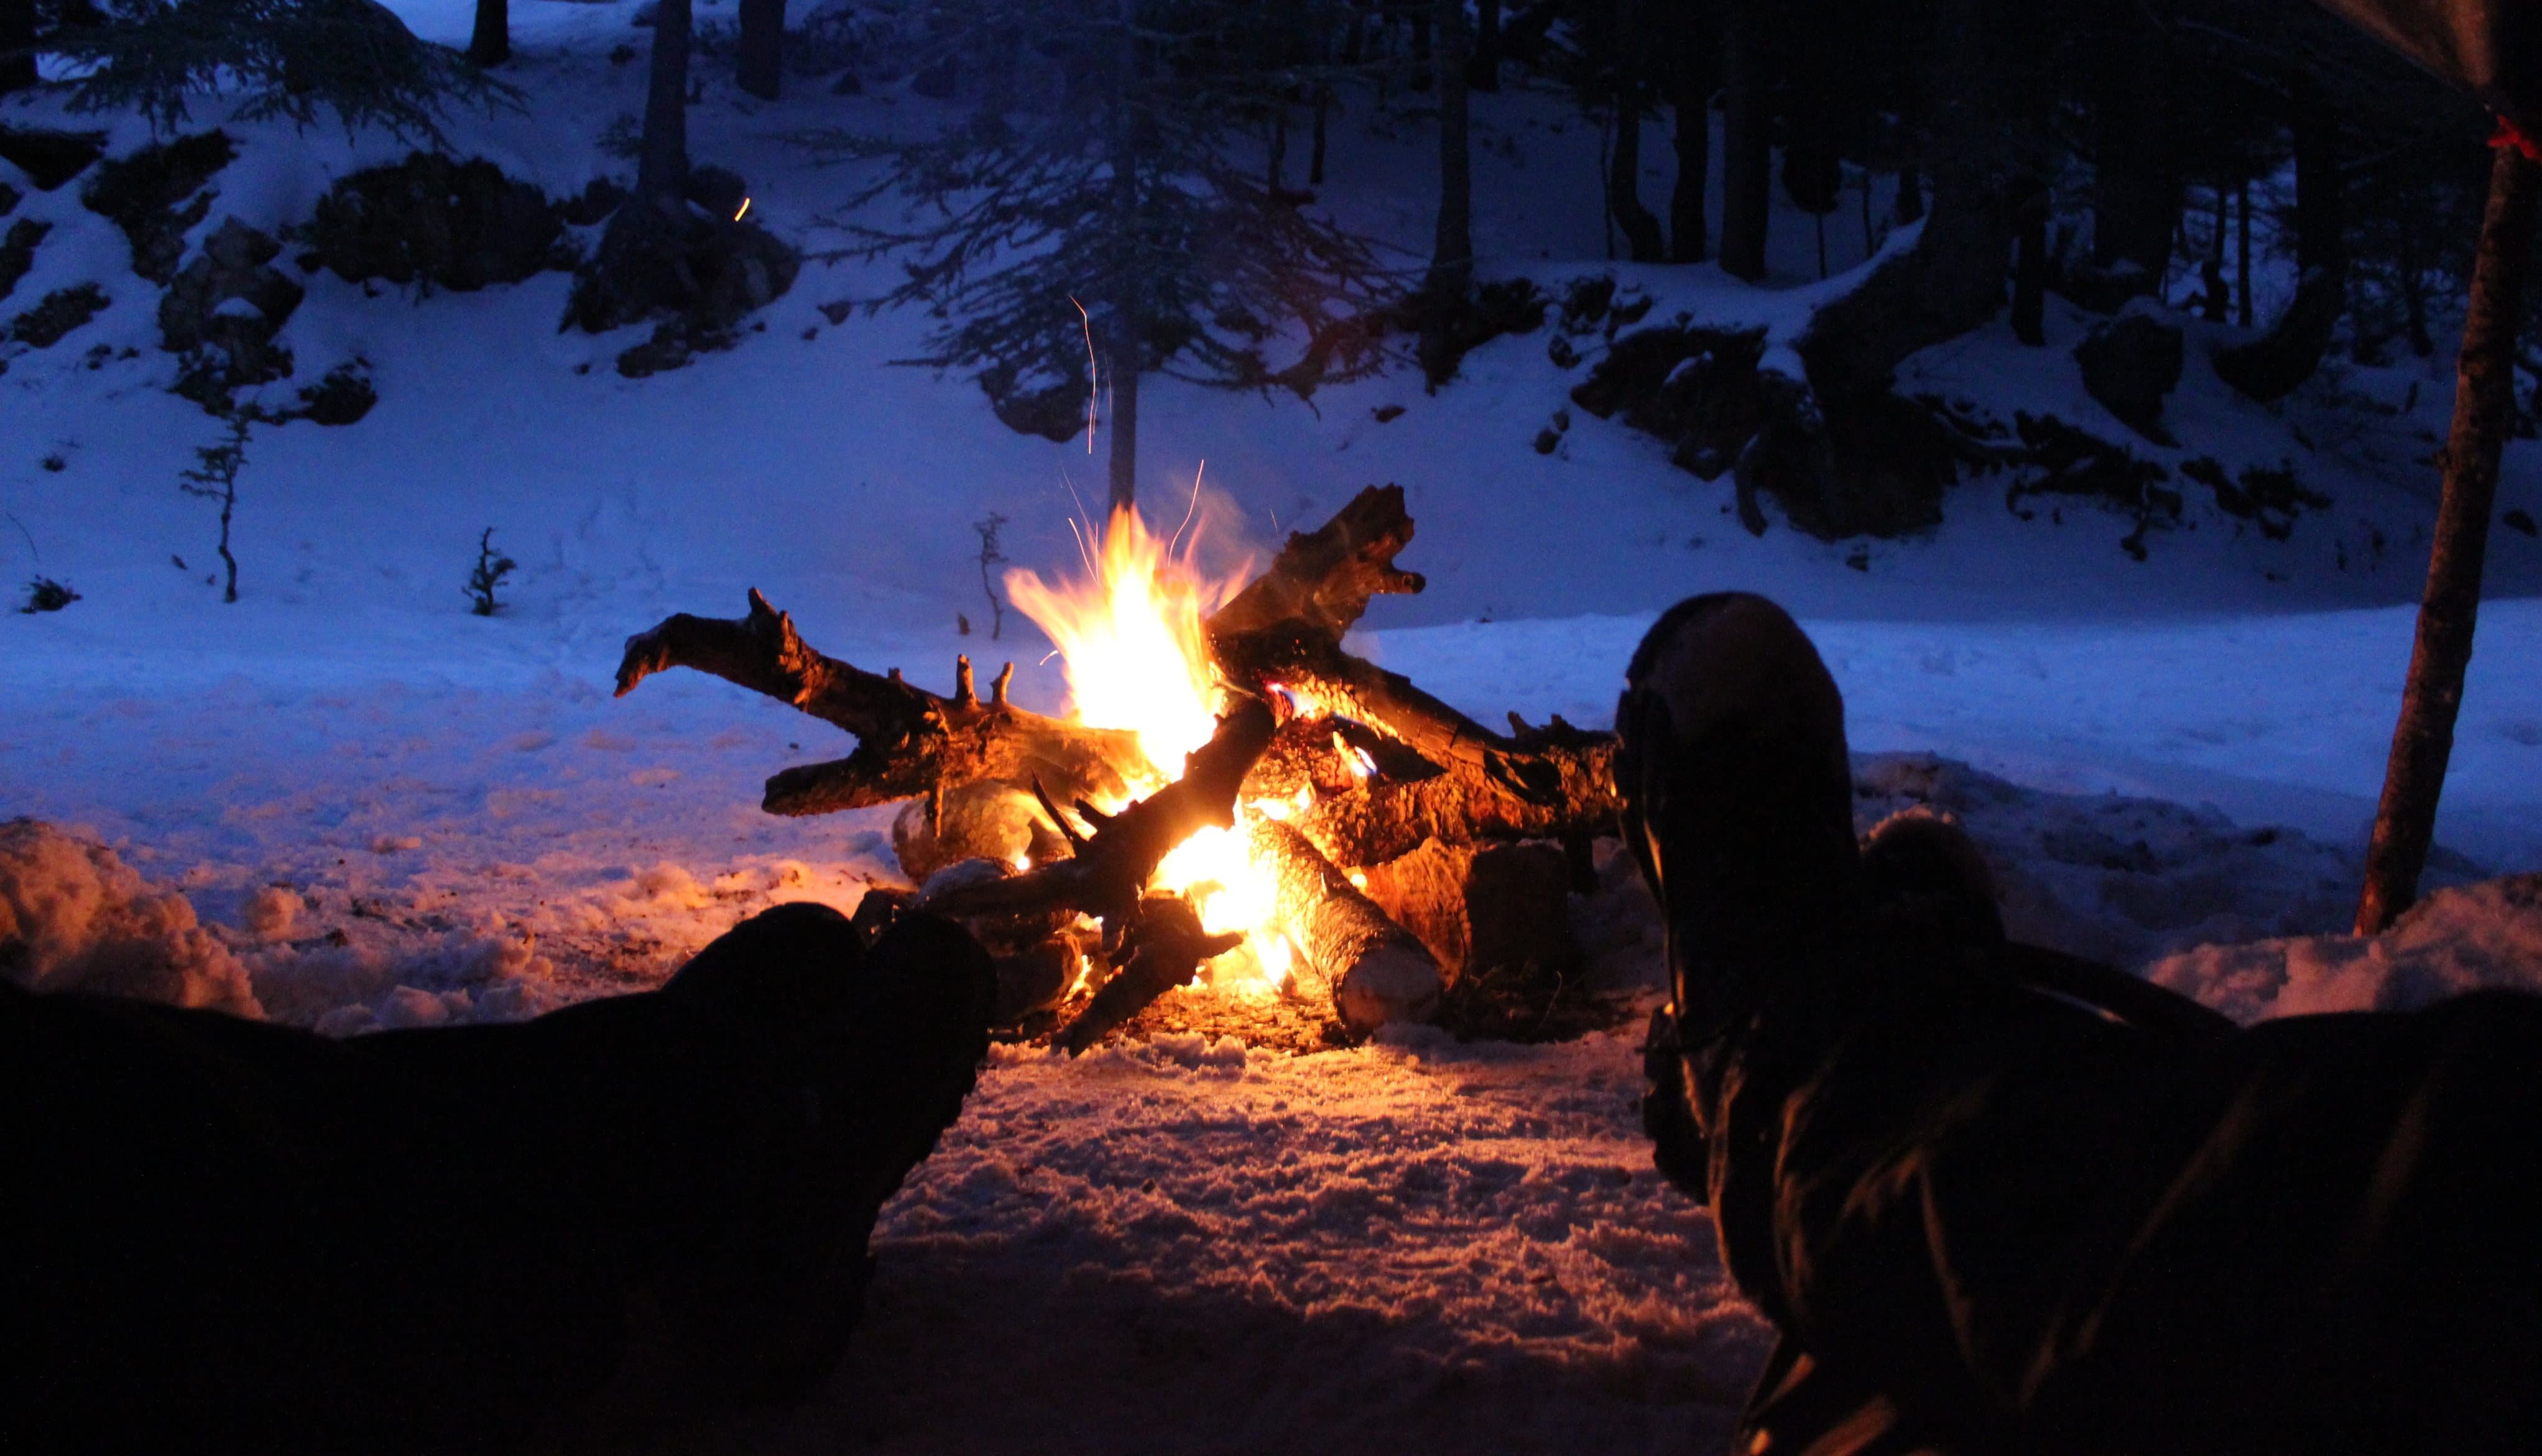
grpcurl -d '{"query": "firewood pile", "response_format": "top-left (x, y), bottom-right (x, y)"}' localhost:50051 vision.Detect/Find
top-left (614, 487), bottom-right (1624, 1050)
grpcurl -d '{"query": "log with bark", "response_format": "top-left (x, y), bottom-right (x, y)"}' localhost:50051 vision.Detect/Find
top-left (1250, 819), bottom-right (1443, 1033)
top-left (615, 588), bottom-right (1144, 818)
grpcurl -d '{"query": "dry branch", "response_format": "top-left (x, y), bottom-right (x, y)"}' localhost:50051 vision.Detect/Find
top-left (1203, 485), bottom-right (1620, 842)
top-left (1251, 818), bottom-right (1443, 1033)
top-left (614, 588), bottom-right (1143, 816)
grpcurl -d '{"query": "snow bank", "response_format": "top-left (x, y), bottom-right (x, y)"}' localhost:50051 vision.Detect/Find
top-left (0, 817), bottom-right (261, 1015)
top-left (1853, 752), bottom-right (2363, 969)
top-left (2150, 873), bottom-right (2542, 1023)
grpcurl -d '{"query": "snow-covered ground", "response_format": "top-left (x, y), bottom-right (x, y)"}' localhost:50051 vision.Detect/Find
top-left (8, 1), bottom-right (2542, 1448)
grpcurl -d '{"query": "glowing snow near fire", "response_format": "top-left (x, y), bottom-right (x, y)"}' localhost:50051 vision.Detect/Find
top-left (1005, 505), bottom-right (1299, 993)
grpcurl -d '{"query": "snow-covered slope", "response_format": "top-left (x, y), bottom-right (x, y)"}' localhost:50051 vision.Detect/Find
top-left (7, 4), bottom-right (2542, 1449)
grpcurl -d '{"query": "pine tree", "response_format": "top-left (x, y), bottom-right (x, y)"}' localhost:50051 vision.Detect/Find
top-left (51, 0), bottom-right (512, 141)
top-left (811, 0), bottom-right (1392, 510)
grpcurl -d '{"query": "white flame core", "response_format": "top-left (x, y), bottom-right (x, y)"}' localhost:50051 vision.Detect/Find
top-left (1005, 505), bottom-right (1300, 993)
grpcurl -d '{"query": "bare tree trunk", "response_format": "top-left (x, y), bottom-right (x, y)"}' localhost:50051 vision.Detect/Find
top-left (1665, 2), bottom-right (1708, 264)
top-left (637, 0), bottom-right (693, 204)
top-left (1428, 0), bottom-right (1473, 296)
top-left (2201, 183), bottom-right (2229, 321)
top-left (737, 0), bottom-right (784, 99)
top-left (1470, 0), bottom-right (1501, 91)
top-left (2012, 180), bottom-right (2046, 344)
top-left (1895, 160), bottom-right (1924, 225)
top-left (1106, 3), bottom-right (1142, 512)
top-left (1605, 0), bottom-right (1666, 262)
top-left (1311, 83), bottom-right (1331, 183)
top-left (2237, 178), bottom-right (2253, 327)
top-left (1718, 0), bottom-right (1769, 280)
top-left (468, 0), bottom-right (509, 67)
top-left (2214, 78), bottom-right (2346, 401)
top-left (2356, 142), bottom-right (2539, 934)
top-left (1269, 104), bottom-right (1289, 193)
top-left (1408, 1), bottom-right (1431, 88)
top-left (2086, 0), bottom-right (2174, 295)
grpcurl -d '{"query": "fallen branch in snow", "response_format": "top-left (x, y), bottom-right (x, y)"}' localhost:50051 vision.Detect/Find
top-left (614, 588), bottom-right (1144, 816)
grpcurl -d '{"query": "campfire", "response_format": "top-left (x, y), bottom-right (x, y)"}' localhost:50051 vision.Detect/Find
top-left (614, 487), bottom-right (1620, 1049)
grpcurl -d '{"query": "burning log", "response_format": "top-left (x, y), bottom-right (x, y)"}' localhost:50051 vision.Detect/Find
top-left (1053, 895), bottom-right (1241, 1056)
top-left (1250, 818), bottom-right (1443, 1033)
top-left (1203, 486), bottom-right (1620, 847)
top-left (614, 489), bottom-right (1625, 1049)
top-left (614, 589), bottom-right (1144, 817)
top-left (918, 699), bottom-right (1277, 942)
top-left (1355, 839), bottom-right (1576, 984)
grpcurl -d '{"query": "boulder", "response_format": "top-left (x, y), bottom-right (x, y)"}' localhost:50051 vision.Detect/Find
top-left (81, 131), bottom-right (237, 284)
top-left (0, 218), bottom-right (47, 303)
top-left (0, 126), bottom-right (108, 191)
top-left (302, 152), bottom-right (570, 292)
top-left (2073, 307), bottom-right (2184, 443)
top-left (160, 218), bottom-right (305, 394)
top-left (565, 190), bottom-right (800, 376)
top-left (9, 283), bottom-right (109, 349)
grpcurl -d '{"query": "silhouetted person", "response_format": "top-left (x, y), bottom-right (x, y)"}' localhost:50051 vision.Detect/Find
top-left (1622, 592), bottom-right (2542, 1455)
top-left (2, 903), bottom-right (993, 1454)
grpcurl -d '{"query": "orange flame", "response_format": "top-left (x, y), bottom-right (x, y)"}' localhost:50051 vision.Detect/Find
top-left (1005, 502), bottom-right (1300, 993)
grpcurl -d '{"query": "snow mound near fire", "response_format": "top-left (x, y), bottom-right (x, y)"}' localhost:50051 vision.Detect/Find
top-left (2149, 873), bottom-right (2542, 1023)
top-left (0, 818), bottom-right (262, 1016)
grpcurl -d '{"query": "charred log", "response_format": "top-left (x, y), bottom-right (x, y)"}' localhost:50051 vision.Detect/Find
top-left (919, 700), bottom-right (1277, 941)
top-left (1054, 895), bottom-right (1241, 1054)
top-left (1204, 484), bottom-right (1619, 821)
top-left (614, 589), bottom-right (1143, 816)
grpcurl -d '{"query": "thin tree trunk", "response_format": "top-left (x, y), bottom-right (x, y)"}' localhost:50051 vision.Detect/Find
top-left (1428, 0), bottom-right (1473, 295)
top-left (737, 0), bottom-right (784, 99)
top-left (1718, 0), bottom-right (1769, 280)
top-left (1269, 104), bottom-right (1289, 193)
top-left (637, 0), bottom-right (693, 205)
top-left (2237, 178), bottom-right (2253, 328)
top-left (2214, 80), bottom-right (2346, 401)
top-left (1471, 0), bottom-right (1500, 91)
top-left (1665, 2), bottom-right (1708, 264)
top-left (2201, 183), bottom-right (2228, 321)
top-left (0, 0), bottom-right (32, 95)
top-left (216, 489), bottom-right (238, 604)
top-left (1311, 83), bottom-right (1331, 183)
top-left (1107, 4), bottom-right (1142, 512)
top-left (468, 0), bottom-right (509, 67)
top-left (2012, 181), bottom-right (2046, 344)
top-left (1895, 160), bottom-right (1924, 224)
top-left (2356, 141), bottom-right (2540, 934)
top-left (2401, 220), bottom-right (2434, 357)
top-left (2087, 0), bottom-right (2174, 294)
top-left (1409, 2), bottom-right (1431, 89)
top-left (1607, 0), bottom-right (1666, 262)
top-left (1107, 347), bottom-right (1140, 513)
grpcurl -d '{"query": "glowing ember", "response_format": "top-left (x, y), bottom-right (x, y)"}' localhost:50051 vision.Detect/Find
top-left (1005, 504), bottom-right (1302, 993)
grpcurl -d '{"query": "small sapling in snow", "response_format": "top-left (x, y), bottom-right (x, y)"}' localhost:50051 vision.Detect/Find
top-left (972, 512), bottom-right (1008, 641)
top-left (466, 527), bottom-right (517, 616)
top-left (177, 410), bottom-right (253, 604)
top-left (19, 576), bottom-right (79, 613)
